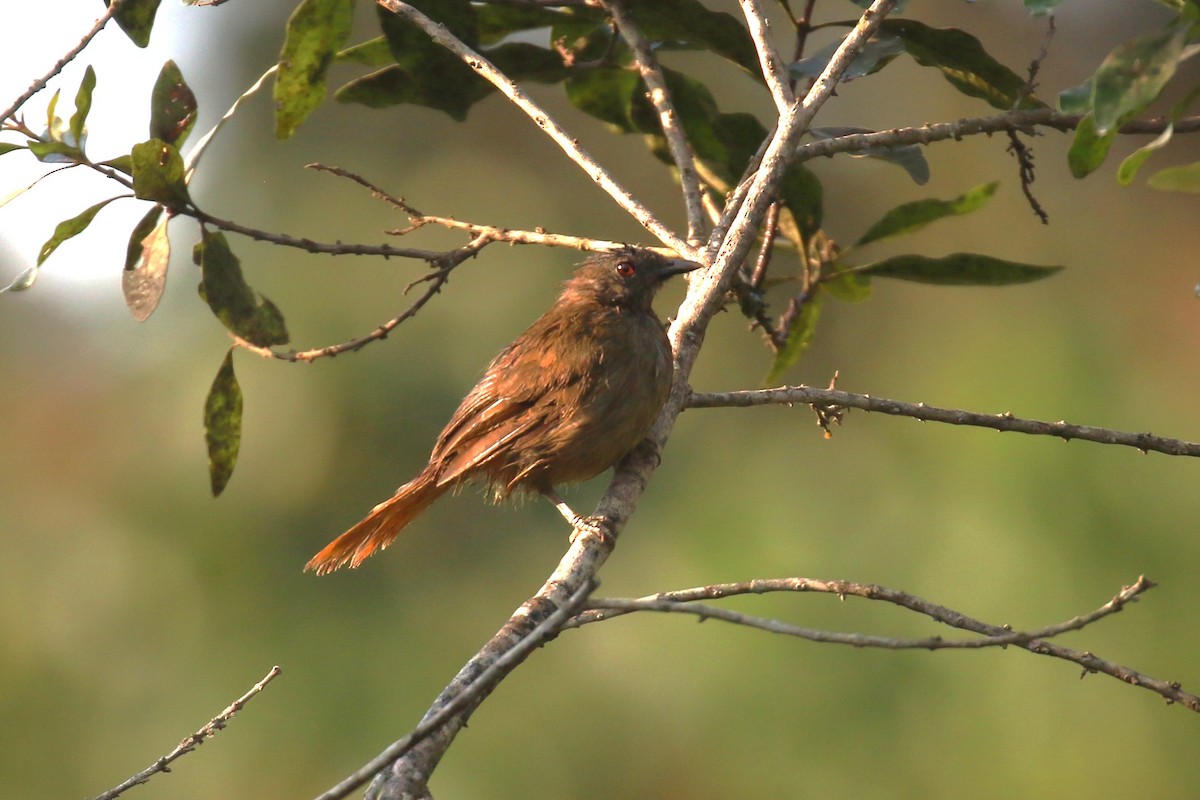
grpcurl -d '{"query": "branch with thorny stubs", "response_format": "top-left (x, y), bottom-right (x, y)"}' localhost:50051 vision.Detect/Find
top-left (89, 666), bottom-right (282, 800)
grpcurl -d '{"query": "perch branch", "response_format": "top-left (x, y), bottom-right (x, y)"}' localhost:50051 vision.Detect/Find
top-left (376, 0), bottom-right (696, 259)
top-left (362, 2), bottom-right (898, 796)
top-left (313, 582), bottom-right (593, 800)
top-left (686, 385), bottom-right (1200, 458)
top-left (88, 666), bottom-right (281, 800)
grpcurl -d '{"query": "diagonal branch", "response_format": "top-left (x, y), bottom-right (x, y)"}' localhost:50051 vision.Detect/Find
top-left (89, 666), bottom-right (282, 800)
top-left (604, 0), bottom-right (706, 243)
top-left (739, 0), bottom-right (796, 112)
top-left (686, 385), bottom-right (1200, 458)
top-left (376, 0), bottom-right (695, 259)
top-left (0, 2), bottom-right (117, 124)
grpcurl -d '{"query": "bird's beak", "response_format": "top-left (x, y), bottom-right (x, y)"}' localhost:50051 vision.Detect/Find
top-left (660, 258), bottom-right (703, 278)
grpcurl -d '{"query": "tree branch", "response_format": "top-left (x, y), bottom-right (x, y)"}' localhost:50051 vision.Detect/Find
top-left (605, 0), bottom-right (706, 243)
top-left (88, 666), bottom-right (281, 800)
top-left (792, 108), bottom-right (1200, 165)
top-left (686, 385), bottom-right (1200, 458)
top-left (0, 2), bottom-right (117, 124)
top-left (313, 582), bottom-right (593, 800)
top-left (567, 576), bottom-right (1200, 711)
top-left (376, 0), bottom-right (696, 259)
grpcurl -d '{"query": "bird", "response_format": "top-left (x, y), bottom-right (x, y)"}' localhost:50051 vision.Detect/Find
top-left (305, 248), bottom-right (700, 575)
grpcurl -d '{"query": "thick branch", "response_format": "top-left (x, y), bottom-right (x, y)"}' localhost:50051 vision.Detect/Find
top-left (686, 385), bottom-right (1200, 458)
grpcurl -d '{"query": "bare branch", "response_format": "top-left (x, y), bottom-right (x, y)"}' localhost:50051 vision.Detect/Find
top-left (739, 0), bottom-right (796, 112)
top-left (230, 261), bottom-right (457, 363)
top-left (686, 385), bottom-right (1200, 458)
top-left (0, 2), bottom-right (117, 124)
top-left (792, 109), bottom-right (1200, 165)
top-left (573, 576), bottom-right (1150, 649)
top-left (88, 666), bottom-right (282, 800)
top-left (375, 0), bottom-right (696, 259)
top-left (604, 0), bottom-right (706, 243)
top-left (568, 577), bottom-right (1200, 710)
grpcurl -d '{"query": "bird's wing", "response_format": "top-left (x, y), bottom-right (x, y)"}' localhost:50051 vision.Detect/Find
top-left (430, 324), bottom-right (591, 488)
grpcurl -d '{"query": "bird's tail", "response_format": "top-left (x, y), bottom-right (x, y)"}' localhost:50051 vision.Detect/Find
top-left (305, 468), bottom-right (446, 575)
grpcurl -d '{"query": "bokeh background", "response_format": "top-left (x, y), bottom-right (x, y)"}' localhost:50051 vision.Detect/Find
top-left (3, 1), bottom-right (1200, 798)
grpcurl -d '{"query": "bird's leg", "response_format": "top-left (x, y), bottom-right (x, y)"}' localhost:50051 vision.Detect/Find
top-left (542, 489), bottom-right (613, 544)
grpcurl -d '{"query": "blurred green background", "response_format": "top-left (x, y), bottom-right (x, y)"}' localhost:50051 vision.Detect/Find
top-left (3, 1), bottom-right (1200, 798)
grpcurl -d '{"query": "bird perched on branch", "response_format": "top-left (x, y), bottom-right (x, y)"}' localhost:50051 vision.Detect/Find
top-left (306, 248), bottom-right (700, 575)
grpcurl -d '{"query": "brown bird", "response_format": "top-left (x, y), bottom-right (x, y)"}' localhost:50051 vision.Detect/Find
top-left (306, 248), bottom-right (699, 575)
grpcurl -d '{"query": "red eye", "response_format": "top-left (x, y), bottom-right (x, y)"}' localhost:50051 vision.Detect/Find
top-left (615, 260), bottom-right (636, 278)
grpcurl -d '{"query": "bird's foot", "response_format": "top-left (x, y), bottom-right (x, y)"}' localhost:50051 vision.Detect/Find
top-left (568, 514), bottom-right (615, 546)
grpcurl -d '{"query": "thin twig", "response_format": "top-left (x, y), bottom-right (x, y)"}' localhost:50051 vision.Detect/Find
top-left (686, 385), bottom-right (1200, 458)
top-left (0, 2), bottom-right (117, 124)
top-left (88, 666), bottom-right (282, 800)
top-left (604, 0), bottom-right (706, 243)
top-left (230, 264), bottom-right (455, 362)
top-left (309, 162), bottom-right (674, 256)
top-left (376, 0), bottom-right (696, 259)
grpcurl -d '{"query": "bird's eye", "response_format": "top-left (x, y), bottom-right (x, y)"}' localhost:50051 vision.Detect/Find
top-left (615, 260), bottom-right (637, 278)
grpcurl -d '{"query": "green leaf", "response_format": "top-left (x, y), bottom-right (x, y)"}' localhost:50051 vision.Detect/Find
top-left (195, 230), bottom-right (290, 347)
top-left (100, 154), bottom-right (134, 175)
top-left (335, 36), bottom-right (394, 67)
top-left (1117, 124), bottom-right (1173, 185)
top-left (475, 4), bottom-right (598, 45)
top-left (1024, 0), bottom-right (1064, 13)
top-left (823, 270), bottom-right (871, 302)
top-left (204, 349), bottom-right (243, 496)
top-left (879, 19), bottom-right (1043, 110)
top-left (1067, 113), bottom-right (1117, 178)
top-left (1, 266), bottom-right (39, 293)
top-left (1058, 78), bottom-right (1093, 114)
top-left (123, 205), bottom-right (170, 321)
top-left (855, 182), bottom-right (998, 246)
top-left (26, 140), bottom-right (83, 163)
top-left (764, 293), bottom-right (822, 385)
top-left (68, 65), bottom-right (96, 148)
top-left (337, 2), bottom-right (482, 119)
top-left (856, 253), bottom-right (1062, 285)
top-left (37, 197), bottom-right (120, 265)
top-left (107, 0), bottom-right (162, 48)
top-left (130, 138), bottom-right (190, 207)
top-left (623, 0), bottom-right (761, 77)
top-left (150, 60), bottom-right (198, 147)
top-left (0, 142), bottom-right (26, 157)
top-left (1147, 161), bottom-right (1200, 192)
top-left (809, 126), bottom-right (930, 184)
top-left (790, 35), bottom-right (906, 82)
top-left (275, 0), bottom-right (356, 139)
top-left (1092, 18), bottom-right (1191, 135)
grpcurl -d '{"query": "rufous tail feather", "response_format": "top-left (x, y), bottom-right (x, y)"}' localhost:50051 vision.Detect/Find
top-left (305, 469), bottom-right (445, 575)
